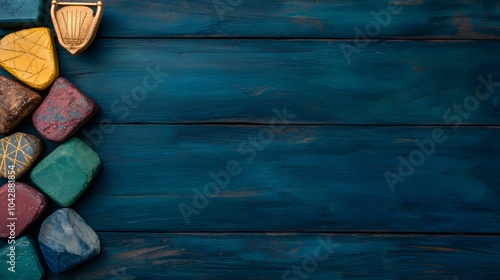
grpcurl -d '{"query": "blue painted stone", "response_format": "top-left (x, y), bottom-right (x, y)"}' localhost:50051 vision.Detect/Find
top-left (38, 208), bottom-right (100, 273)
top-left (0, 0), bottom-right (43, 28)
top-left (0, 236), bottom-right (45, 280)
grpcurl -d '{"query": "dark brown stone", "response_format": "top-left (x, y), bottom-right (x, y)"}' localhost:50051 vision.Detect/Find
top-left (0, 76), bottom-right (42, 134)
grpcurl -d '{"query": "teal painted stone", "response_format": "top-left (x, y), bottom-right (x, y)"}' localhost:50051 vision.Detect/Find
top-left (38, 208), bottom-right (100, 273)
top-left (0, 236), bottom-right (45, 280)
top-left (0, 0), bottom-right (43, 28)
top-left (30, 138), bottom-right (101, 207)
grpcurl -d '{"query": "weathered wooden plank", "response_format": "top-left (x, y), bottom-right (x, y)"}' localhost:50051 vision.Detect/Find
top-left (45, 232), bottom-right (500, 279)
top-left (2, 39), bottom-right (499, 125)
top-left (3, 0), bottom-right (500, 39)
top-left (3, 124), bottom-right (499, 233)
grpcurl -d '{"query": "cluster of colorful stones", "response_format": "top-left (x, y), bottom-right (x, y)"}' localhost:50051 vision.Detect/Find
top-left (0, 13), bottom-right (102, 278)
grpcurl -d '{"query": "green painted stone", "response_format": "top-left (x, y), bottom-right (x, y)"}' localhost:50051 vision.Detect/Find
top-left (0, 236), bottom-right (45, 280)
top-left (30, 138), bottom-right (101, 207)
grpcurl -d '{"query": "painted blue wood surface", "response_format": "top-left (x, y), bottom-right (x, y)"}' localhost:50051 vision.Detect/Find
top-left (1, 0), bottom-right (500, 279)
top-left (45, 233), bottom-right (500, 279)
top-left (2, 124), bottom-right (500, 233)
top-left (1, 40), bottom-right (500, 125)
top-left (2, 0), bottom-right (500, 38)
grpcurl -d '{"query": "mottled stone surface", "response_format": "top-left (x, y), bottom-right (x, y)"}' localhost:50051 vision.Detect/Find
top-left (0, 0), bottom-right (43, 28)
top-left (0, 132), bottom-right (43, 179)
top-left (0, 182), bottom-right (47, 238)
top-left (0, 76), bottom-right (42, 134)
top-left (30, 137), bottom-right (101, 207)
top-left (39, 208), bottom-right (100, 273)
top-left (33, 77), bottom-right (99, 142)
top-left (0, 27), bottom-right (59, 90)
top-left (0, 236), bottom-right (46, 280)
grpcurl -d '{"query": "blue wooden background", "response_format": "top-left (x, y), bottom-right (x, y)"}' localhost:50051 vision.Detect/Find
top-left (2, 0), bottom-right (500, 279)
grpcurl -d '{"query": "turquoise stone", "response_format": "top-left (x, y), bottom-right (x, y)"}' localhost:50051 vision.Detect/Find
top-left (38, 208), bottom-right (100, 273)
top-left (0, 0), bottom-right (43, 28)
top-left (0, 236), bottom-right (45, 280)
top-left (30, 138), bottom-right (101, 207)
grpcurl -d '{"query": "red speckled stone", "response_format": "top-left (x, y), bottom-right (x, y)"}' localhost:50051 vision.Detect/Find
top-left (0, 182), bottom-right (47, 238)
top-left (32, 77), bottom-right (98, 142)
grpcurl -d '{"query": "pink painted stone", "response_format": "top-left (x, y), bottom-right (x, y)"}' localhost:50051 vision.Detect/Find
top-left (32, 77), bottom-right (99, 142)
top-left (0, 182), bottom-right (47, 238)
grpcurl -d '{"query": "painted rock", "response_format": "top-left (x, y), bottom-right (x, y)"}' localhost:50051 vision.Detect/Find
top-left (38, 208), bottom-right (100, 273)
top-left (0, 0), bottom-right (43, 28)
top-left (0, 236), bottom-right (45, 280)
top-left (0, 76), bottom-right (42, 134)
top-left (0, 27), bottom-right (59, 90)
top-left (0, 132), bottom-right (43, 179)
top-left (30, 137), bottom-right (101, 207)
top-left (33, 77), bottom-right (99, 142)
top-left (0, 182), bottom-right (47, 238)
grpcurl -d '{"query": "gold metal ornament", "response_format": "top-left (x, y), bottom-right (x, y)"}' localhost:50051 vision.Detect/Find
top-left (51, 0), bottom-right (103, 56)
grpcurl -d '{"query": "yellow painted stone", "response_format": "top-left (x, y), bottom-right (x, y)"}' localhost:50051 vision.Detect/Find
top-left (0, 27), bottom-right (59, 90)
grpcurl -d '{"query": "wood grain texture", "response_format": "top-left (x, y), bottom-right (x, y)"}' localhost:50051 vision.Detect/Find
top-left (2, 1), bottom-right (500, 278)
top-left (3, 124), bottom-right (499, 233)
top-left (2, 39), bottom-right (499, 125)
top-left (3, 0), bottom-right (500, 39)
top-left (44, 232), bottom-right (500, 279)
